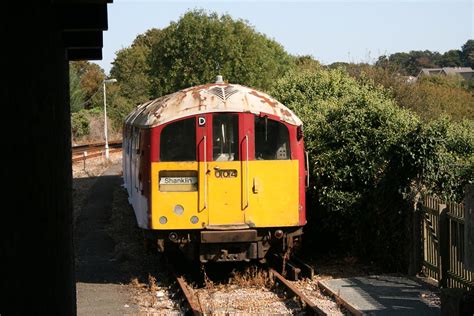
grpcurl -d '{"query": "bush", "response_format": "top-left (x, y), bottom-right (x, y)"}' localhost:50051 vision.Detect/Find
top-left (269, 68), bottom-right (473, 270)
top-left (71, 108), bottom-right (120, 143)
top-left (270, 68), bottom-right (418, 210)
top-left (71, 110), bottom-right (90, 139)
top-left (343, 63), bottom-right (474, 121)
top-left (403, 117), bottom-right (474, 202)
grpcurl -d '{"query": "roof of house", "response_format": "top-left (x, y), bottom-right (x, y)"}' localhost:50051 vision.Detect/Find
top-left (419, 67), bottom-right (474, 77)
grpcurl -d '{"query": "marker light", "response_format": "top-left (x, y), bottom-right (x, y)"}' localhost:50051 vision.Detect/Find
top-left (190, 216), bottom-right (199, 224)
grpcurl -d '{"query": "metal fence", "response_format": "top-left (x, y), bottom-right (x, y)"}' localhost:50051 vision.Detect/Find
top-left (421, 195), bottom-right (474, 290)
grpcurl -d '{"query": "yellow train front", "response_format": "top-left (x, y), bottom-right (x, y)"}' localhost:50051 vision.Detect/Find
top-left (123, 81), bottom-right (308, 263)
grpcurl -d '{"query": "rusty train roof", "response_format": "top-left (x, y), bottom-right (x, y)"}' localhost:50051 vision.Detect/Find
top-left (124, 83), bottom-right (303, 128)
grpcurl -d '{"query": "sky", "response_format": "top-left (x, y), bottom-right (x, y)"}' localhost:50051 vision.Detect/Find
top-left (94, 0), bottom-right (474, 75)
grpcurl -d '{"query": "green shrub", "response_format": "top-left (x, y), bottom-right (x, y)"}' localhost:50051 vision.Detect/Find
top-left (270, 68), bottom-right (473, 270)
top-left (71, 110), bottom-right (90, 138)
top-left (403, 117), bottom-right (474, 202)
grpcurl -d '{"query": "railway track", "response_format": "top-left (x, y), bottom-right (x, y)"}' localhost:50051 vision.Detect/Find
top-left (72, 140), bottom-right (122, 162)
top-left (166, 254), bottom-right (329, 316)
top-left (269, 267), bottom-right (326, 315)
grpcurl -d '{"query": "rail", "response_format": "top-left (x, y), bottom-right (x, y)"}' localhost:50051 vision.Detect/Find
top-left (269, 268), bottom-right (326, 315)
top-left (72, 140), bottom-right (122, 153)
top-left (174, 274), bottom-right (203, 315)
top-left (72, 141), bottom-right (122, 163)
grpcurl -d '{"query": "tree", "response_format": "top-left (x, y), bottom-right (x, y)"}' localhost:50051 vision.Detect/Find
top-left (69, 65), bottom-right (85, 113)
top-left (294, 55), bottom-right (321, 72)
top-left (110, 28), bottom-right (162, 104)
top-left (439, 49), bottom-right (463, 67)
top-left (385, 50), bottom-right (441, 76)
top-left (461, 39), bottom-right (474, 67)
top-left (148, 10), bottom-right (294, 97)
top-left (70, 61), bottom-right (105, 108)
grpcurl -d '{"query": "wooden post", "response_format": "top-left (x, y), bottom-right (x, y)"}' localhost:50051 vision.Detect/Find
top-left (465, 184), bottom-right (474, 272)
top-left (439, 203), bottom-right (449, 288)
top-left (83, 151), bottom-right (87, 171)
top-left (409, 201), bottom-right (423, 276)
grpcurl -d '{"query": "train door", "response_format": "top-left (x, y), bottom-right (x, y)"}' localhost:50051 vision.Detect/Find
top-left (206, 113), bottom-right (246, 226)
top-left (246, 115), bottom-right (300, 227)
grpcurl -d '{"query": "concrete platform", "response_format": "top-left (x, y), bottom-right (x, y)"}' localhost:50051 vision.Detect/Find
top-left (318, 275), bottom-right (440, 315)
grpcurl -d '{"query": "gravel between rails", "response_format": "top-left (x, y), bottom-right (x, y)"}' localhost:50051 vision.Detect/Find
top-left (195, 285), bottom-right (304, 315)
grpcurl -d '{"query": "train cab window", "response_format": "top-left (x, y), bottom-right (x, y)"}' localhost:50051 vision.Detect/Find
top-left (255, 116), bottom-right (290, 160)
top-left (213, 114), bottom-right (238, 161)
top-left (160, 118), bottom-right (196, 161)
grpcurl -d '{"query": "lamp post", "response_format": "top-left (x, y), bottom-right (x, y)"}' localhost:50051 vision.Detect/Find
top-left (103, 78), bottom-right (117, 160)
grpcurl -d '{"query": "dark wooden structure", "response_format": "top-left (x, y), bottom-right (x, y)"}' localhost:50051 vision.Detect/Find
top-left (419, 195), bottom-right (474, 315)
top-left (465, 185), bottom-right (474, 272)
top-left (420, 196), bottom-right (473, 290)
top-left (2, 1), bottom-right (112, 314)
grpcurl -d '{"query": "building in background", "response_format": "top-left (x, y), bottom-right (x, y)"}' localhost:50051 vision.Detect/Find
top-left (418, 67), bottom-right (474, 80)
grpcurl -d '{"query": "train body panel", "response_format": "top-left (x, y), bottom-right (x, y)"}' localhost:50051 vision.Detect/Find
top-left (244, 160), bottom-right (300, 227)
top-left (123, 82), bottom-right (308, 262)
top-left (151, 161), bottom-right (200, 229)
top-left (123, 126), bottom-right (151, 229)
top-left (149, 160), bottom-right (300, 230)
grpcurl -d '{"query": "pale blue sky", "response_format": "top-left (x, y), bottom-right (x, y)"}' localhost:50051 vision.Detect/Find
top-left (94, 0), bottom-right (474, 74)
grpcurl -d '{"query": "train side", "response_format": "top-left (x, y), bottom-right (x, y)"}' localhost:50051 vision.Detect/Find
top-left (123, 83), bottom-right (307, 262)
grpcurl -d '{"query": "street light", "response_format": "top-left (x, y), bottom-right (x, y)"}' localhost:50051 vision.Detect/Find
top-left (103, 78), bottom-right (117, 160)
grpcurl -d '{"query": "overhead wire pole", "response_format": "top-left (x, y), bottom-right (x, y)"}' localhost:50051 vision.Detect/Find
top-left (103, 78), bottom-right (117, 159)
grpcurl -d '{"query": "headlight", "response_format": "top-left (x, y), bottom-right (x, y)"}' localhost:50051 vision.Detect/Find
top-left (174, 204), bottom-right (184, 216)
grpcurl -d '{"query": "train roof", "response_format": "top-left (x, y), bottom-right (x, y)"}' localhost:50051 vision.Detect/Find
top-left (124, 83), bottom-right (303, 128)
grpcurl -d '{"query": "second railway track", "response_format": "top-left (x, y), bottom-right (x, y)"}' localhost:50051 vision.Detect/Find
top-left (72, 140), bottom-right (122, 162)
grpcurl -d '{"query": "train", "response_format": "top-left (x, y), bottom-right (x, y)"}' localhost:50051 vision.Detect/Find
top-left (123, 77), bottom-right (308, 263)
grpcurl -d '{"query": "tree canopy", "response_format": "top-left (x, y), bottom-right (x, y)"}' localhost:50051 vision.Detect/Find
top-left (71, 61), bottom-right (105, 109)
top-left (376, 39), bottom-right (474, 76)
top-left (148, 10), bottom-right (294, 97)
top-left (110, 28), bottom-right (162, 104)
top-left (69, 66), bottom-right (85, 113)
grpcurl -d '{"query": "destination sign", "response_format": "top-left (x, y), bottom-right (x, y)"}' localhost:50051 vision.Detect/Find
top-left (159, 177), bottom-right (198, 185)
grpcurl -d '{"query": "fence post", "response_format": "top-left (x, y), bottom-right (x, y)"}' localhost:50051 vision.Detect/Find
top-left (439, 203), bottom-right (449, 288)
top-left (83, 151), bottom-right (87, 171)
top-left (465, 184), bottom-right (474, 272)
top-left (409, 200), bottom-right (423, 276)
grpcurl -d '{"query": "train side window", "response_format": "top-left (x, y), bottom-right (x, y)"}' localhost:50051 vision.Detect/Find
top-left (255, 116), bottom-right (290, 160)
top-left (213, 114), bottom-right (238, 161)
top-left (160, 118), bottom-right (196, 161)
